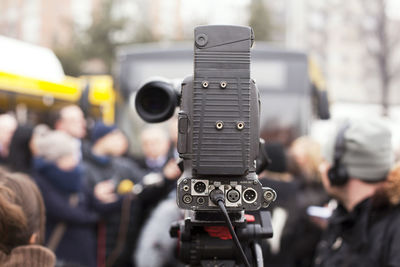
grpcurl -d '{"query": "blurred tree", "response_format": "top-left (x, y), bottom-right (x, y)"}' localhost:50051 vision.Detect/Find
top-left (54, 37), bottom-right (84, 77)
top-left (359, 0), bottom-right (400, 116)
top-left (55, 0), bottom-right (158, 76)
top-left (249, 0), bottom-right (273, 41)
top-left (79, 0), bottom-right (127, 74)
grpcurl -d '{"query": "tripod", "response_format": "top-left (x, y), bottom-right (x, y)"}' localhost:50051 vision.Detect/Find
top-left (170, 209), bottom-right (273, 267)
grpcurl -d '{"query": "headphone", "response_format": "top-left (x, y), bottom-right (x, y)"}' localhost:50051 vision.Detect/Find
top-left (327, 122), bottom-right (351, 186)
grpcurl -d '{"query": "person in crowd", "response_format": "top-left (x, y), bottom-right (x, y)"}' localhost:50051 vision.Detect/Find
top-left (134, 158), bottom-right (183, 267)
top-left (314, 119), bottom-right (400, 266)
top-left (7, 124), bottom-right (34, 173)
top-left (82, 121), bottom-right (148, 266)
top-left (50, 105), bottom-right (87, 140)
top-left (257, 139), bottom-right (329, 267)
top-left (6, 124), bottom-right (50, 174)
top-left (137, 126), bottom-right (172, 173)
top-left (83, 121), bottom-right (146, 189)
top-left (0, 113), bottom-right (17, 162)
top-left (289, 136), bottom-right (323, 184)
top-left (32, 130), bottom-right (120, 267)
top-left (0, 168), bottom-right (56, 267)
top-left (287, 137), bottom-right (329, 267)
top-left (258, 142), bottom-right (303, 267)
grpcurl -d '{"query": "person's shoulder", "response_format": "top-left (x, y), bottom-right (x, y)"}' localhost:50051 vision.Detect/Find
top-left (388, 204), bottom-right (400, 223)
top-left (375, 204), bottom-right (400, 239)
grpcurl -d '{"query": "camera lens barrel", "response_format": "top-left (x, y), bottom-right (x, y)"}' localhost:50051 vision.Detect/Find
top-left (135, 80), bottom-right (179, 123)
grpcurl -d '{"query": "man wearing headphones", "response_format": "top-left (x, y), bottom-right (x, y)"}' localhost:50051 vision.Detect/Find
top-left (313, 119), bottom-right (400, 267)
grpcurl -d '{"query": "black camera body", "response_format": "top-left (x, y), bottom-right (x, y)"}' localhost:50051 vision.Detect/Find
top-left (135, 25), bottom-right (276, 212)
top-left (135, 25), bottom-right (276, 266)
top-left (176, 25), bottom-right (275, 212)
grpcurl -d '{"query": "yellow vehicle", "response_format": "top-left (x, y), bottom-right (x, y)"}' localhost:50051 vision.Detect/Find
top-left (0, 35), bottom-right (115, 124)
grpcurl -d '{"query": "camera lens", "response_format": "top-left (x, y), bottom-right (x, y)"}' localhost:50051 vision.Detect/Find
top-left (139, 87), bottom-right (169, 115)
top-left (135, 81), bottom-right (178, 123)
top-left (194, 181), bottom-right (206, 193)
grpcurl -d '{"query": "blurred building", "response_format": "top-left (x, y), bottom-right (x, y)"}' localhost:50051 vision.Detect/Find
top-left (0, 0), bottom-right (98, 48)
top-left (280, 0), bottom-right (400, 107)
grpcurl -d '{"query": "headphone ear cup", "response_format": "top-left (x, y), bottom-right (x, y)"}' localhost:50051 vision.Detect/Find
top-left (327, 165), bottom-right (337, 184)
top-left (335, 164), bottom-right (349, 186)
top-left (327, 164), bottom-right (348, 186)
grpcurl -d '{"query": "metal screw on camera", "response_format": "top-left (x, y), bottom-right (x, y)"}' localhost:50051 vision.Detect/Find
top-left (216, 121), bottom-right (224, 130)
top-left (237, 121), bottom-right (245, 130)
top-left (220, 81), bottom-right (227, 89)
top-left (202, 81), bottom-right (209, 88)
top-left (195, 33), bottom-right (208, 47)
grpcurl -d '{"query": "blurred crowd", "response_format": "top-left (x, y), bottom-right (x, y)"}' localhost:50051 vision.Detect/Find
top-left (0, 105), bottom-right (181, 267)
top-left (1, 106), bottom-right (400, 267)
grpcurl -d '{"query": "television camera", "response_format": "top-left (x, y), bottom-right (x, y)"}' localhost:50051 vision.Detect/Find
top-left (135, 25), bottom-right (276, 267)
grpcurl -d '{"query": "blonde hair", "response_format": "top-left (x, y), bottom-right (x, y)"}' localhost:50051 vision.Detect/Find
top-left (290, 136), bottom-right (323, 183)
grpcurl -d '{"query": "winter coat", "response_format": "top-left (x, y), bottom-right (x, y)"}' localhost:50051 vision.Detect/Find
top-left (0, 245), bottom-right (55, 267)
top-left (82, 148), bottom-right (176, 266)
top-left (314, 191), bottom-right (400, 267)
top-left (33, 169), bottom-right (121, 267)
top-left (83, 150), bottom-right (146, 189)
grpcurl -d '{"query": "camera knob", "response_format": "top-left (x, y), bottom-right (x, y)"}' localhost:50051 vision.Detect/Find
top-left (195, 33), bottom-right (208, 47)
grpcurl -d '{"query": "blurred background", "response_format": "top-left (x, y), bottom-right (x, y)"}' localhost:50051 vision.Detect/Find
top-left (2, 2), bottom-right (400, 267)
top-left (1, 0), bottom-right (400, 149)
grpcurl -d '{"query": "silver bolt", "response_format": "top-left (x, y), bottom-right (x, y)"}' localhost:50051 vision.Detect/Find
top-left (220, 81), bottom-right (227, 89)
top-left (236, 121), bottom-right (245, 130)
top-left (202, 81), bottom-right (209, 88)
top-left (216, 121), bottom-right (224, 130)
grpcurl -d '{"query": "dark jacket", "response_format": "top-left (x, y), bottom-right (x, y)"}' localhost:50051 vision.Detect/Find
top-left (82, 146), bottom-right (176, 267)
top-left (82, 151), bottom-right (146, 189)
top-left (314, 197), bottom-right (400, 267)
top-left (33, 168), bottom-right (121, 267)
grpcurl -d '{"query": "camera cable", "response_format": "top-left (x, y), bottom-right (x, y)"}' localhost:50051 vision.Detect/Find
top-left (210, 189), bottom-right (251, 267)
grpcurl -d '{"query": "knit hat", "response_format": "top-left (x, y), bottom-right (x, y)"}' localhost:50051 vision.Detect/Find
top-left (335, 119), bottom-right (393, 182)
top-left (35, 130), bottom-right (79, 162)
top-left (91, 121), bottom-right (117, 144)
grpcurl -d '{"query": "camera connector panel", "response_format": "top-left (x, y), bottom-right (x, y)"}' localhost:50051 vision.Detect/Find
top-left (177, 177), bottom-right (276, 211)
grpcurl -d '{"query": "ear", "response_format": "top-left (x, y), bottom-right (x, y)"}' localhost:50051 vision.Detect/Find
top-left (29, 232), bottom-right (38, 244)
